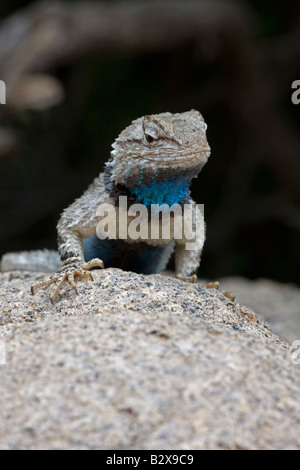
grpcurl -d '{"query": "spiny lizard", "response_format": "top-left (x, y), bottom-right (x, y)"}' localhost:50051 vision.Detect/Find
top-left (1, 110), bottom-right (222, 303)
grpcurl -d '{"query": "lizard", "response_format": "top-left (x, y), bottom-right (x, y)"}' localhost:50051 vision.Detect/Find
top-left (1, 110), bottom-right (231, 302)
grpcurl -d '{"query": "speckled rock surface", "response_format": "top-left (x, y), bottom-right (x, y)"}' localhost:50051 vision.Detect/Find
top-left (0, 269), bottom-right (299, 450)
top-left (216, 277), bottom-right (300, 344)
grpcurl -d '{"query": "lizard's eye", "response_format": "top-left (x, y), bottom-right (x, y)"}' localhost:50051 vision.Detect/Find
top-left (144, 125), bottom-right (158, 145)
top-left (145, 134), bottom-right (155, 144)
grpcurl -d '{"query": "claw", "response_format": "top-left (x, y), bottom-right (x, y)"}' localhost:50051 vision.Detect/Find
top-left (84, 272), bottom-right (94, 281)
top-left (81, 271), bottom-right (94, 282)
top-left (70, 283), bottom-right (79, 295)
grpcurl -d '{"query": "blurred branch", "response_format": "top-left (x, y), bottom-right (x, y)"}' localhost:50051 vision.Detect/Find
top-left (0, 0), bottom-right (250, 96)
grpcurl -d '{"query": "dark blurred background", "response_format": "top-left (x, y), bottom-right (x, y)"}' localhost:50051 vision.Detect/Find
top-left (0, 0), bottom-right (299, 284)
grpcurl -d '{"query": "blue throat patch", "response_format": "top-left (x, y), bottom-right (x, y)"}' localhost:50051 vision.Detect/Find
top-left (131, 175), bottom-right (190, 207)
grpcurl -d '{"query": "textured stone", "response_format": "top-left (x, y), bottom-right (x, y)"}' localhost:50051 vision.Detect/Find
top-left (217, 277), bottom-right (300, 344)
top-left (0, 269), bottom-right (299, 450)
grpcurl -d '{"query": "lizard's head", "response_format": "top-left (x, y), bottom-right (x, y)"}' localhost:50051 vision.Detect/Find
top-left (109, 110), bottom-right (210, 189)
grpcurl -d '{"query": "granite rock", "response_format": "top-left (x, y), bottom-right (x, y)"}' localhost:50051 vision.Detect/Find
top-left (0, 269), bottom-right (299, 449)
top-left (217, 276), bottom-right (300, 344)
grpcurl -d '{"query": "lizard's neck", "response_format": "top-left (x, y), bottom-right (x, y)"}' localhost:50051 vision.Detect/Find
top-left (130, 177), bottom-right (190, 207)
top-left (105, 163), bottom-right (192, 207)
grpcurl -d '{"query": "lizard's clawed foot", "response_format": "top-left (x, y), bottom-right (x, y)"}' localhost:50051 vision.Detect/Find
top-left (205, 281), bottom-right (220, 290)
top-left (205, 280), bottom-right (235, 302)
top-left (178, 275), bottom-right (235, 301)
top-left (177, 273), bottom-right (197, 283)
top-left (31, 258), bottom-right (104, 303)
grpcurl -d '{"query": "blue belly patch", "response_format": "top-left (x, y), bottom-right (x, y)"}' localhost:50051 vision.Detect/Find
top-left (83, 236), bottom-right (174, 274)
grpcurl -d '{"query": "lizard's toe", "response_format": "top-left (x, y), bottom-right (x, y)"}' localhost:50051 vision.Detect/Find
top-left (49, 273), bottom-right (69, 303)
top-left (82, 258), bottom-right (104, 270)
top-left (31, 276), bottom-right (57, 295)
top-left (177, 273), bottom-right (197, 283)
top-left (221, 290), bottom-right (236, 302)
top-left (205, 281), bottom-right (220, 290)
top-left (67, 272), bottom-right (79, 294)
top-left (205, 281), bottom-right (235, 302)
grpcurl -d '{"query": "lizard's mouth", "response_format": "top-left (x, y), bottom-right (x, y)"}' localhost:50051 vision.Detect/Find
top-left (145, 149), bottom-right (210, 163)
top-left (127, 147), bottom-right (211, 164)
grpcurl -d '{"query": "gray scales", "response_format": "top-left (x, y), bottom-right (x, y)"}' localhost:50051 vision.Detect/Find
top-left (1, 110), bottom-right (214, 303)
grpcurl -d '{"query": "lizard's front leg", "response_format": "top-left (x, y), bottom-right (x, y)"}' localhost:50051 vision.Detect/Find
top-left (175, 202), bottom-right (204, 283)
top-left (174, 203), bottom-right (235, 301)
top-left (31, 230), bottom-right (104, 303)
top-left (31, 178), bottom-right (106, 303)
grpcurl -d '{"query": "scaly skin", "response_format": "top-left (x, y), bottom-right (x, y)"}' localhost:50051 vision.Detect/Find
top-left (29, 110), bottom-right (212, 302)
